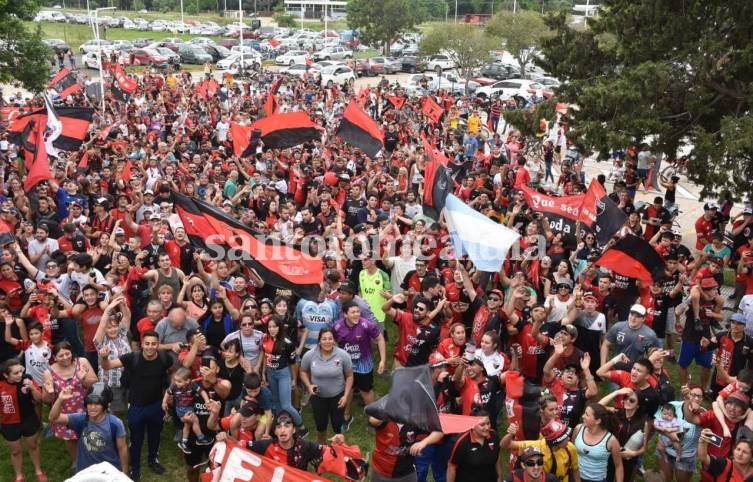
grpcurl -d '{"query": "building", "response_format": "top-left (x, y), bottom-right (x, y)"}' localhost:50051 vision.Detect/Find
top-left (283, 0), bottom-right (347, 20)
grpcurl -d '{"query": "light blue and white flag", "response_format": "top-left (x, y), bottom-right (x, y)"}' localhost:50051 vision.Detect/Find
top-left (443, 194), bottom-right (520, 272)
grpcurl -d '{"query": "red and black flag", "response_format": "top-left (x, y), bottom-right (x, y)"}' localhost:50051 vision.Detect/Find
top-left (235, 111), bottom-right (322, 151)
top-left (47, 68), bottom-right (81, 98)
top-left (18, 120), bottom-right (53, 192)
top-left (579, 181), bottom-right (628, 244)
top-left (385, 94), bottom-right (405, 110)
top-left (422, 136), bottom-right (452, 220)
top-left (8, 106), bottom-right (93, 151)
top-left (595, 234), bottom-right (666, 283)
top-left (107, 62), bottom-right (137, 94)
top-left (263, 77), bottom-right (284, 117)
top-left (336, 101), bottom-right (383, 158)
top-left (421, 95), bottom-right (444, 124)
top-left (172, 191), bottom-right (323, 297)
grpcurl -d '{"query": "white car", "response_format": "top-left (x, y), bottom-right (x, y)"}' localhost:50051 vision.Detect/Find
top-left (276, 50), bottom-right (310, 66)
top-left (430, 72), bottom-right (480, 94)
top-left (475, 78), bottom-right (546, 100)
top-left (320, 65), bottom-right (355, 87)
top-left (426, 53), bottom-right (456, 72)
top-left (405, 73), bottom-right (436, 96)
top-left (82, 51), bottom-right (102, 70)
top-left (134, 19), bottom-right (150, 30)
top-left (312, 46), bottom-right (353, 61)
top-left (280, 63), bottom-right (318, 80)
top-left (230, 45), bottom-right (257, 56)
top-left (151, 20), bottom-right (168, 32)
top-left (79, 39), bottom-right (112, 54)
top-left (122, 19), bottom-right (136, 30)
top-left (216, 54), bottom-right (261, 72)
top-left (188, 37), bottom-right (215, 47)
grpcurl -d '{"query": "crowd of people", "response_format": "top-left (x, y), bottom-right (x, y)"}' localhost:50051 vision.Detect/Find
top-left (0, 52), bottom-right (753, 482)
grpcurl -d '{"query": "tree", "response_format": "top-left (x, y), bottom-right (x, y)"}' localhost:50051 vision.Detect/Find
top-left (485, 10), bottom-right (551, 73)
top-left (0, 1), bottom-right (51, 92)
top-left (539, 2), bottom-right (753, 200)
top-left (421, 24), bottom-right (500, 91)
top-left (347, 0), bottom-right (428, 56)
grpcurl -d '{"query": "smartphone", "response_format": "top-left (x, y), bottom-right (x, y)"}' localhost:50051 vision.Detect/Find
top-left (664, 349), bottom-right (675, 357)
top-left (707, 433), bottom-right (724, 448)
top-left (201, 357), bottom-right (211, 368)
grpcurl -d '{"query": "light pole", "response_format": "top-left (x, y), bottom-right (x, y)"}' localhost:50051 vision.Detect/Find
top-left (454, 0), bottom-right (458, 23)
top-left (94, 6), bottom-right (116, 117)
top-left (239, 0), bottom-right (244, 76)
top-left (180, 0), bottom-right (184, 28)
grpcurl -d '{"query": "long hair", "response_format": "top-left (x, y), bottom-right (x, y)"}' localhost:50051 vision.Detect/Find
top-left (268, 315), bottom-right (288, 354)
top-left (587, 402), bottom-right (617, 434)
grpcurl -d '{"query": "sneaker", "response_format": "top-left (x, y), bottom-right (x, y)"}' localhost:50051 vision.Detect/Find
top-left (129, 470), bottom-right (141, 481)
top-left (149, 460), bottom-right (167, 475)
top-left (341, 416), bottom-right (354, 433)
top-left (178, 440), bottom-right (192, 454)
top-left (298, 425), bottom-right (309, 438)
top-left (196, 435), bottom-right (214, 446)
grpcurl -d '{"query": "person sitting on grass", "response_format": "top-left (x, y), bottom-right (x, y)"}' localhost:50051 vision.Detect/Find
top-left (163, 367), bottom-right (213, 454)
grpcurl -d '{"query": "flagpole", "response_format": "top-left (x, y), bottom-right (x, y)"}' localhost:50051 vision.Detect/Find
top-left (94, 7), bottom-right (116, 117)
top-left (239, 1), bottom-right (244, 77)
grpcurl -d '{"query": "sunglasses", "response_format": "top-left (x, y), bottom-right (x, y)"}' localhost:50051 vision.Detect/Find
top-left (524, 459), bottom-right (544, 467)
top-left (488, 297), bottom-right (501, 302)
top-left (413, 307), bottom-right (426, 312)
top-left (241, 322), bottom-right (254, 327)
top-left (276, 421), bottom-right (294, 427)
top-left (625, 397), bottom-right (638, 403)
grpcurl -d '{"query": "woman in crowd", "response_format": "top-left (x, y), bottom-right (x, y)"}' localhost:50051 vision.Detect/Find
top-left (222, 310), bottom-right (264, 371)
top-left (198, 291), bottom-right (240, 349)
top-left (178, 277), bottom-right (209, 321)
top-left (698, 430), bottom-right (753, 481)
top-left (599, 388), bottom-right (650, 481)
top-left (92, 296), bottom-right (131, 414)
top-left (218, 338), bottom-right (253, 415)
top-left (261, 316), bottom-right (304, 433)
top-left (0, 358), bottom-right (46, 482)
top-left (572, 402), bottom-right (624, 482)
top-left (42, 341), bottom-right (98, 470)
top-left (300, 328), bottom-right (353, 444)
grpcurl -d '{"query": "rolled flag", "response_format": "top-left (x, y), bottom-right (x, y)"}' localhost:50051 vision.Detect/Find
top-left (21, 120), bottom-right (53, 192)
top-left (422, 139), bottom-right (452, 220)
top-left (336, 101), bottom-right (383, 158)
top-left (47, 68), bottom-right (81, 99)
top-left (43, 93), bottom-right (62, 158)
top-left (443, 194), bottom-right (521, 272)
top-left (595, 234), bottom-right (666, 283)
top-left (579, 181), bottom-right (627, 244)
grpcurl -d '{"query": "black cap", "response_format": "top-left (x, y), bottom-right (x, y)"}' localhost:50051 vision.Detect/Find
top-left (338, 281), bottom-right (357, 295)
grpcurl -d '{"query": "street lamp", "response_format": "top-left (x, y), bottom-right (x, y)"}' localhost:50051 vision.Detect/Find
top-left (94, 6), bottom-right (116, 117)
top-left (239, 0), bottom-right (244, 77)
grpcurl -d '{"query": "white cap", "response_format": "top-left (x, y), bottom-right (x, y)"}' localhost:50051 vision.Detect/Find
top-left (629, 304), bottom-right (646, 316)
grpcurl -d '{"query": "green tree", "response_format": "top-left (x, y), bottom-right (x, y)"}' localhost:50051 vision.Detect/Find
top-left (0, 1), bottom-right (51, 92)
top-left (485, 10), bottom-right (550, 73)
top-left (347, 0), bottom-right (428, 56)
top-left (539, 2), bottom-right (753, 200)
top-left (421, 24), bottom-right (500, 92)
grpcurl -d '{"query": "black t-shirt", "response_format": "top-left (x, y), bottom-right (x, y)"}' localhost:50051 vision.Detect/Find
top-left (449, 430), bottom-right (501, 482)
top-left (119, 351), bottom-right (171, 406)
top-left (560, 387), bottom-right (588, 429)
top-left (405, 320), bottom-right (440, 367)
top-left (248, 438), bottom-right (324, 471)
top-left (505, 471), bottom-right (559, 482)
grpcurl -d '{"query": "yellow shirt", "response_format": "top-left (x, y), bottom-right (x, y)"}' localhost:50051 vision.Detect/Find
top-left (467, 114), bottom-right (481, 134)
top-left (165, 74), bottom-right (178, 89)
top-left (517, 437), bottom-right (579, 482)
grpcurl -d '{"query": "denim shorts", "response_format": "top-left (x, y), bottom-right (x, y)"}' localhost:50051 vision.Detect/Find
top-left (660, 450), bottom-right (696, 473)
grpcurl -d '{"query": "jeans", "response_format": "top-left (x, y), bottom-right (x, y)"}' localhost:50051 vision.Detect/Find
top-left (61, 317), bottom-right (84, 357)
top-left (266, 366), bottom-right (302, 426)
top-left (85, 350), bottom-right (99, 375)
top-left (127, 401), bottom-right (164, 474)
top-left (416, 436), bottom-right (452, 482)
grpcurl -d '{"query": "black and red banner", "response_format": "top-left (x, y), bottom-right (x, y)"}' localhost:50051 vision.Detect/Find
top-left (386, 94), bottom-right (405, 110)
top-left (172, 191), bottom-right (323, 297)
top-left (233, 112), bottom-right (321, 152)
top-left (422, 136), bottom-right (453, 220)
top-left (263, 77), bottom-right (283, 117)
top-left (18, 120), bottom-right (52, 192)
top-left (47, 68), bottom-right (81, 98)
top-left (107, 62), bottom-right (137, 93)
top-left (580, 181), bottom-right (627, 244)
top-left (8, 106), bottom-right (93, 151)
top-left (421, 95), bottom-right (444, 124)
top-left (596, 234), bottom-right (666, 283)
top-left (336, 101), bottom-right (383, 158)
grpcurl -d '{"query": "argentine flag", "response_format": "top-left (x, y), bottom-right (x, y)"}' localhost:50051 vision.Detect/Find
top-left (444, 194), bottom-right (521, 272)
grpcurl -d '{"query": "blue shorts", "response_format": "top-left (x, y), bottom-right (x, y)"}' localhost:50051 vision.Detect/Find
top-left (176, 405), bottom-right (194, 418)
top-left (678, 341), bottom-right (713, 369)
top-left (637, 168), bottom-right (648, 179)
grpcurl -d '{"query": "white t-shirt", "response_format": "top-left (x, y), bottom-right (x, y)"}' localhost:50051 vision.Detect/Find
top-left (740, 295), bottom-right (753, 337)
top-left (387, 255), bottom-right (416, 295)
top-left (24, 341), bottom-right (52, 384)
top-left (216, 121), bottom-right (230, 142)
top-left (545, 294), bottom-right (573, 324)
top-left (28, 238), bottom-right (60, 271)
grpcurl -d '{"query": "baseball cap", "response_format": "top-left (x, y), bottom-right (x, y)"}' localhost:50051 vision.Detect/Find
top-left (519, 446), bottom-right (544, 461)
top-left (274, 410), bottom-right (295, 426)
top-left (428, 352), bottom-right (447, 368)
top-left (338, 281), bottom-right (357, 295)
top-left (114, 227), bottom-right (125, 236)
top-left (559, 325), bottom-right (578, 338)
top-left (541, 419), bottom-right (571, 445)
top-left (144, 189), bottom-right (154, 195)
top-left (582, 291), bottom-right (597, 301)
top-left (556, 278), bottom-right (573, 290)
top-left (149, 214), bottom-right (161, 220)
top-left (744, 208), bottom-right (753, 215)
top-left (730, 313), bottom-right (746, 324)
top-left (727, 390), bottom-right (750, 408)
top-left (704, 202), bottom-right (719, 211)
top-left (239, 400), bottom-right (263, 417)
top-left (629, 304), bottom-right (647, 316)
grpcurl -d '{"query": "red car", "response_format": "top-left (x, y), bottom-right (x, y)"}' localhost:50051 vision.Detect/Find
top-left (356, 57), bottom-right (386, 77)
top-left (130, 48), bottom-right (169, 66)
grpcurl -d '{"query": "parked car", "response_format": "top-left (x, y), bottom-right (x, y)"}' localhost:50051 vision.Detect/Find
top-left (400, 55), bottom-right (426, 73)
top-left (371, 56), bottom-right (400, 74)
top-left (356, 57), bottom-right (386, 76)
top-left (132, 38), bottom-right (154, 48)
top-left (319, 65), bottom-right (355, 87)
top-left (147, 40), bottom-right (182, 52)
top-left (151, 20), bottom-right (168, 32)
top-left (81, 51), bottom-right (102, 70)
top-left (202, 44), bottom-right (231, 62)
top-left (133, 18), bottom-right (150, 30)
top-left (188, 37), bottom-right (216, 47)
top-left (314, 37), bottom-right (342, 50)
top-left (477, 63), bottom-right (520, 80)
top-left (216, 54), bottom-right (261, 72)
top-left (178, 44), bottom-right (213, 64)
top-left (42, 38), bottom-right (70, 54)
top-left (405, 73), bottom-right (436, 95)
top-left (312, 46), bottom-right (353, 61)
top-left (426, 53), bottom-right (456, 72)
top-left (130, 48), bottom-right (169, 67)
top-left (155, 47), bottom-right (181, 65)
top-left (475, 78), bottom-right (549, 100)
top-left (79, 39), bottom-right (112, 55)
top-left (122, 18), bottom-right (136, 30)
top-left (533, 76), bottom-right (561, 89)
top-left (280, 63), bottom-right (318, 80)
top-left (276, 50), bottom-right (310, 66)
top-left (429, 72), bottom-right (480, 94)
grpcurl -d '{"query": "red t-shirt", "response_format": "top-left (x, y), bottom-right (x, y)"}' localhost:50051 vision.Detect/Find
top-left (695, 216), bottom-right (715, 250)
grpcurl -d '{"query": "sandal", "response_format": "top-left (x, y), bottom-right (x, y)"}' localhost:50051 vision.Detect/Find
top-left (35, 472), bottom-right (48, 482)
top-left (14, 476), bottom-right (25, 482)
